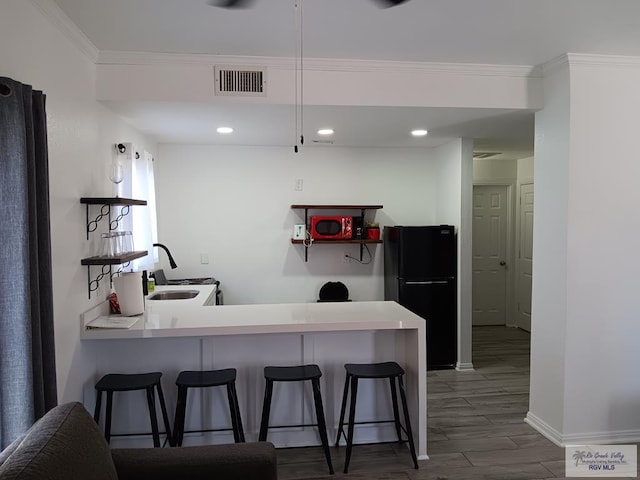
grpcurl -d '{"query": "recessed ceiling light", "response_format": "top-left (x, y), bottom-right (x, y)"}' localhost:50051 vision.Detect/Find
top-left (317, 128), bottom-right (335, 135)
top-left (411, 129), bottom-right (428, 137)
top-left (217, 126), bottom-right (233, 134)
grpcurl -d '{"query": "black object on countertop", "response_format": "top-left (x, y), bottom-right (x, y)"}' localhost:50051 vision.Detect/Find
top-left (317, 281), bottom-right (351, 302)
top-left (151, 269), bottom-right (215, 286)
top-left (150, 269), bottom-right (167, 285)
top-left (142, 269), bottom-right (148, 296)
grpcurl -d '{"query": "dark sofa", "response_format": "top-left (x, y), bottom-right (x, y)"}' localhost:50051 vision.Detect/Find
top-left (0, 402), bottom-right (277, 480)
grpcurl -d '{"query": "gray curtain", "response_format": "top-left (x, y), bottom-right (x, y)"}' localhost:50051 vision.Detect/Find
top-left (0, 77), bottom-right (57, 450)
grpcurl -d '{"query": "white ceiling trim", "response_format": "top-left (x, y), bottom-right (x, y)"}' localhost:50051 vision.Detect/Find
top-left (542, 53), bottom-right (640, 75)
top-left (96, 50), bottom-right (540, 78)
top-left (566, 53), bottom-right (640, 68)
top-left (28, 0), bottom-right (98, 63)
top-left (540, 54), bottom-right (569, 75)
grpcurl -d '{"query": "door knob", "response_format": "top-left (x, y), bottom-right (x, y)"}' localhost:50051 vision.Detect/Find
top-left (499, 261), bottom-right (506, 266)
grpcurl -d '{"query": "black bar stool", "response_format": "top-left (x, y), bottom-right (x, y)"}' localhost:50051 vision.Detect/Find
top-left (335, 362), bottom-right (419, 473)
top-left (93, 372), bottom-right (172, 447)
top-left (173, 368), bottom-right (245, 446)
top-left (259, 364), bottom-right (334, 475)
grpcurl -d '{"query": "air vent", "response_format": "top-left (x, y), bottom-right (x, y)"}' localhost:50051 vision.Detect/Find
top-left (214, 65), bottom-right (266, 97)
top-left (473, 152), bottom-right (501, 159)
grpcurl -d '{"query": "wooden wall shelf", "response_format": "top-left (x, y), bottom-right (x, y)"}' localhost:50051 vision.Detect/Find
top-left (291, 239), bottom-right (382, 245)
top-left (81, 251), bottom-right (148, 266)
top-left (291, 204), bottom-right (383, 210)
top-left (290, 204), bottom-right (383, 261)
top-left (81, 197), bottom-right (147, 206)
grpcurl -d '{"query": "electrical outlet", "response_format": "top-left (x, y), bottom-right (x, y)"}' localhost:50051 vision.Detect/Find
top-left (200, 253), bottom-right (209, 264)
top-left (294, 178), bottom-right (304, 191)
top-left (343, 252), bottom-right (350, 263)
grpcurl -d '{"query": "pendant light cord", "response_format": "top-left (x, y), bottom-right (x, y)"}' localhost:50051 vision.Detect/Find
top-left (293, 0), bottom-right (298, 152)
top-left (293, 0), bottom-right (304, 153)
top-left (299, 0), bottom-right (304, 147)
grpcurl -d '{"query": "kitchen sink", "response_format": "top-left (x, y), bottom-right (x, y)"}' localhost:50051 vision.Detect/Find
top-left (148, 290), bottom-right (200, 301)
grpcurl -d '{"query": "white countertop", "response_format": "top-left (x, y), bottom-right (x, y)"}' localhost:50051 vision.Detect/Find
top-left (81, 285), bottom-right (425, 340)
top-left (81, 285), bottom-right (428, 459)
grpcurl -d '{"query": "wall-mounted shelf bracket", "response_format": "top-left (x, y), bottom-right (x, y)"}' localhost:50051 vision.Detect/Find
top-left (81, 197), bottom-right (147, 239)
top-left (81, 251), bottom-right (147, 299)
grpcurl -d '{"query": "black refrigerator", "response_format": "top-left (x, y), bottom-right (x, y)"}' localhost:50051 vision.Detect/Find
top-left (384, 225), bottom-right (457, 370)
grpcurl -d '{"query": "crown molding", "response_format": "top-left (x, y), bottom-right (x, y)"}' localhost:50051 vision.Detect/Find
top-left (28, 0), bottom-right (546, 79)
top-left (97, 51), bottom-right (292, 67)
top-left (97, 50), bottom-right (540, 78)
top-left (25, 0), bottom-right (541, 79)
top-left (29, 0), bottom-right (99, 63)
top-left (540, 54), bottom-right (569, 75)
top-left (567, 52), bottom-right (640, 67)
top-left (543, 52), bottom-right (640, 74)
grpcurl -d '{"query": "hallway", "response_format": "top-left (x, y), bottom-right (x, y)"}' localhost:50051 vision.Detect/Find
top-left (424, 326), bottom-right (564, 479)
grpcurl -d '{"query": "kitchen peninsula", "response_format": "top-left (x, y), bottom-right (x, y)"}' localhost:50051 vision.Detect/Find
top-left (81, 285), bottom-right (427, 459)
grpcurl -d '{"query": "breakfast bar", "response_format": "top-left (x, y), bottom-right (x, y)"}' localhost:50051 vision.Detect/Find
top-left (81, 285), bottom-right (428, 459)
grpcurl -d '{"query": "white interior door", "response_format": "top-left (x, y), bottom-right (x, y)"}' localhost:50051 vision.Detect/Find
top-left (516, 183), bottom-right (534, 332)
top-left (472, 185), bottom-right (508, 326)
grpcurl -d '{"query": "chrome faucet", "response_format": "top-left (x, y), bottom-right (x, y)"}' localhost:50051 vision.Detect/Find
top-left (153, 243), bottom-right (178, 269)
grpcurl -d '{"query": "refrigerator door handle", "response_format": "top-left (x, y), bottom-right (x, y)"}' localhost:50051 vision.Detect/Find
top-left (404, 280), bottom-right (450, 285)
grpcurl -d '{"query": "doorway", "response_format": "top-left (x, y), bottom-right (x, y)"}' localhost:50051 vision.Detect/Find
top-left (472, 185), bottom-right (509, 326)
top-left (516, 183), bottom-right (534, 332)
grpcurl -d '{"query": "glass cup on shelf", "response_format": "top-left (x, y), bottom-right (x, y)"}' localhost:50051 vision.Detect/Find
top-left (114, 231), bottom-right (126, 255)
top-left (101, 232), bottom-right (120, 257)
top-left (100, 231), bottom-right (133, 257)
top-left (121, 231), bottom-right (134, 254)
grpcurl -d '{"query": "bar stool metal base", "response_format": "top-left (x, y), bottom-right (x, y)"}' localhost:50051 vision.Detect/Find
top-left (93, 372), bottom-right (172, 448)
top-left (173, 368), bottom-right (245, 446)
top-left (335, 362), bottom-right (419, 473)
top-left (259, 364), bottom-right (334, 475)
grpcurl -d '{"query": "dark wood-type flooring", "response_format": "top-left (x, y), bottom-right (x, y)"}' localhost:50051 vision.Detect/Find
top-left (275, 326), bottom-right (628, 479)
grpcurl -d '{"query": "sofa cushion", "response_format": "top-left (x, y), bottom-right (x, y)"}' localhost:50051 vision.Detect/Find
top-left (0, 402), bottom-right (118, 480)
top-left (111, 442), bottom-right (278, 480)
top-left (0, 431), bottom-right (29, 467)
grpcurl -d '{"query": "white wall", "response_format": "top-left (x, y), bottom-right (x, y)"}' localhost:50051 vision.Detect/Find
top-left (527, 60), bottom-right (571, 439)
top-left (518, 156), bottom-right (534, 182)
top-left (1, 0), bottom-right (156, 404)
top-left (96, 57), bottom-right (542, 112)
top-left (528, 55), bottom-right (640, 445)
top-left (562, 58), bottom-right (640, 440)
top-left (154, 144), bottom-right (443, 305)
top-left (434, 141), bottom-right (463, 226)
top-left (473, 158), bottom-right (518, 181)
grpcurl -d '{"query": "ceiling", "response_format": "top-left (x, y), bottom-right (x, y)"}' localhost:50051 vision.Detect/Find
top-left (50, 0), bottom-right (640, 158)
